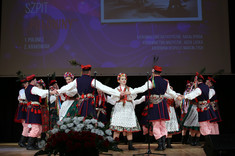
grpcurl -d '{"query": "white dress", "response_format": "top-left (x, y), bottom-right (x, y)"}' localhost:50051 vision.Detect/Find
top-left (109, 86), bottom-right (141, 132)
top-left (59, 88), bottom-right (78, 121)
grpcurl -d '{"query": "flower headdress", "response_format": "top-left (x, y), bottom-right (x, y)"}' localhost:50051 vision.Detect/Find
top-left (117, 73), bottom-right (127, 82)
top-left (64, 72), bottom-right (74, 80)
top-left (37, 79), bottom-right (46, 88)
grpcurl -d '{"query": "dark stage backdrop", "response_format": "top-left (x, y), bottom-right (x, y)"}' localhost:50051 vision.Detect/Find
top-left (0, 75), bottom-right (235, 143)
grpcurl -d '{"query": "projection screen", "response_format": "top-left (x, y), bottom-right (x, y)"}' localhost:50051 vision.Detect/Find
top-left (0, 0), bottom-right (231, 76)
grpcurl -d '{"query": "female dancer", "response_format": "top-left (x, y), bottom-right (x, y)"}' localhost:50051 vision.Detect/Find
top-left (109, 73), bottom-right (141, 150)
top-left (59, 72), bottom-right (78, 120)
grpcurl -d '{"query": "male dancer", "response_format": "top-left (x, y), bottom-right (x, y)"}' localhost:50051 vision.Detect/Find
top-left (15, 78), bottom-right (29, 147)
top-left (206, 77), bottom-right (222, 135)
top-left (179, 73), bottom-right (217, 137)
top-left (52, 65), bottom-right (123, 118)
top-left (25, 74), bottom-right (53, 150)
top-left (126, 66), bottom-right (181, 151)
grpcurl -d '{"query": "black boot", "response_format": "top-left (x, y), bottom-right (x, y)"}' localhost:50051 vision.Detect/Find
top-left (150, 135), bottom-right (155, 143)
top-left (187, 135), bottom-right (192, 145)
top-left (123, 136), bottom-right (128, 145)
top-left (128, 140), bottom-right (137, 150)
top-left (181, 135), bottom-right (187, 144)
top-left (155, 137), bottom-right (164, 151)
top-left (166, 138), bottom-right (173, 148)
top-left (144, 135), bottom-right (148, 143)
top-left (191, 136), bottom-right (196, 146)
top-left (195, 136), bottom-right (201, 146)
top-left (111, 139), bottom-right (123, 151)
top-left (26, 137), bottom-right (39, 150)
top-left (161, 135), bottom-right (166, 150)
top-left (18, 135), bottom-right (27, 147)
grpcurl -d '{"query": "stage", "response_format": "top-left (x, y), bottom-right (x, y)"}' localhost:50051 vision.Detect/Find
top-left (0, 143), bottom-right (206, 156)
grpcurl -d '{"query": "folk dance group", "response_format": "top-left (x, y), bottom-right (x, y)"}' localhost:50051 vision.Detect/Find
top-left (15, 65), bottom-right (221, 151)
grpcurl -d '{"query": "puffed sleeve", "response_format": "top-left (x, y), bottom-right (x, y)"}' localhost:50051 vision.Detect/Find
top-left (57, 79), bottom-right (77, 94)
top-left (91, 79), bottom-right (120, 96)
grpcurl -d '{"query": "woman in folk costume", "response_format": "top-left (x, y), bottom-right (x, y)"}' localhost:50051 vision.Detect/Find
top-left (180, 80), bottom-right (191, 144)
top-left (109, 73), bottom-right (141, 151)
top-left (96, 89), bottom-right (108, 124)
top-left (15, 78), bottom-right (29, 147)
top-left (36, 79), bottom-right (49, 141)
top-left (59, 72), bottom-right (78, 120)
top-left (36, 79), bottom-right (56, 141)
top-left (165, 89), bottom-right (181, 148)
top-left (206, 77), bottom-right (222, 135)
top-left (180, 73), bottom-right (217, 137)
top-left (53, 64), bottom-right (122, 118)
top-left (181, 80), bottom-right (201, 146)
top-left (126, 66), bottom-right (181, 151)
top-left (49, 79), bottom-right (61, 129)
top-left (25, 74), bottom-right (53, 150)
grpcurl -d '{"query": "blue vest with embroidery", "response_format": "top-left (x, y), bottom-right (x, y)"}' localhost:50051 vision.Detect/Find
top-left (76, 75), bottom-right (95, 95)
top-left (25, 85), bottom-right (40, 102)
top-left (150, 76), bottom-right (168, 95)
top-left (196, 83), bottom-right (209, 101)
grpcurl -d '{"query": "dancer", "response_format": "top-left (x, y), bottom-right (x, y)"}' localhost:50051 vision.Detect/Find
top-left (127, 66), bottom-right (181, 151)
top-left (165, 90), bottom-right (181, 148)
top-left (109, 73), bottom-right (141, 151)
top-left (96, 89), bottom-right (108, 124)
top-left (25, 74), bottom-right (53, 150)
top-left (53, 65), bottom-right (123, 118)
top-left (15, 78), bottom-right (29, 147)
top-left (179, 73), bottom-right (217, 137)
top-left (49, 79), bottom-right (61, 129)
top-left (206, 77), bottom-right (222, 135)
top-left (59, 72), bottom-right (78, 120)
top-left (36, 79), bottom-right (56, 141)
top-left (181, 80), bottom-right (201, 146)
top-left (180, 80), bottom-right (191, 144)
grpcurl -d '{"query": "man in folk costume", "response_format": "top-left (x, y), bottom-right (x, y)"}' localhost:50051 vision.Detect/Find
top-left (180, 73), bottom-right (217, 138)
top-left (127, 66), bottom-right (181, 151)
top-left (206, 77), bottom-right (222, 135)
top-left (53, 65), bottom-right (122, 118)
top-left (15, 78), bottom-right (29, 147)
top-left (25, 74), bottom-right (53, 150)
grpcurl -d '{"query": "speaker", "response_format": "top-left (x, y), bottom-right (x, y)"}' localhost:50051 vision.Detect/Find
top-left (203, 134), bottom-right (235, 156)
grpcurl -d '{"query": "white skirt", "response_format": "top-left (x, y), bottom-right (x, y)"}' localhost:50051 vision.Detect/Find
top-left (165, 106), bottom-right (179, 132)
top-left (110, 101), bottom-right (137, 128)
top-left (183, 105), bottom-right (200, 127)
top-left (59, 100), bottom-right (74, 121)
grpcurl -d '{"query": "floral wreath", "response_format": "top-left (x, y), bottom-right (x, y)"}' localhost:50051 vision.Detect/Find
top-left (37, 79), bottom-right (46, 88)
top-left (64, 72), bottom-right (74, 79)
top-left (117, 73), bottom-right (127, 82)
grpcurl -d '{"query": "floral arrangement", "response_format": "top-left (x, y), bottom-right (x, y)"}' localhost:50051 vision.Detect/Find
top-left (36, 116), bottom-right (116, 156)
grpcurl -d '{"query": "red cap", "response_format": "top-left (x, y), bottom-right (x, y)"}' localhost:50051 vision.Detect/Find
top-left (153, 66), bottom-right (162, 72)
top-left (81, 64), bottom-right (92, 70)
top-left (49, 80), bottom-right (57, 86)
top-left (208, 76), bottom-right (216, 83)
top-left (26, 74), bottom-right (35, 82)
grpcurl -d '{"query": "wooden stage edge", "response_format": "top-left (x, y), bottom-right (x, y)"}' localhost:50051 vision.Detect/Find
top-left (0, 143), bottom-right (206, 156)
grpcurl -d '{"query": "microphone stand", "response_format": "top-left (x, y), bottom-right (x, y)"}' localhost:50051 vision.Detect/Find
top-left (94, 71), bottom-right (97, 118)
top-left (47, 74), bottom-right (51, 130)
top-left (134, 72), bottom-right (165, 156)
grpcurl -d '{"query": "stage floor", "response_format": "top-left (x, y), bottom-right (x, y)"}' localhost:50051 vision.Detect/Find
top-left (0, 143), bottom-right (206, 156)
